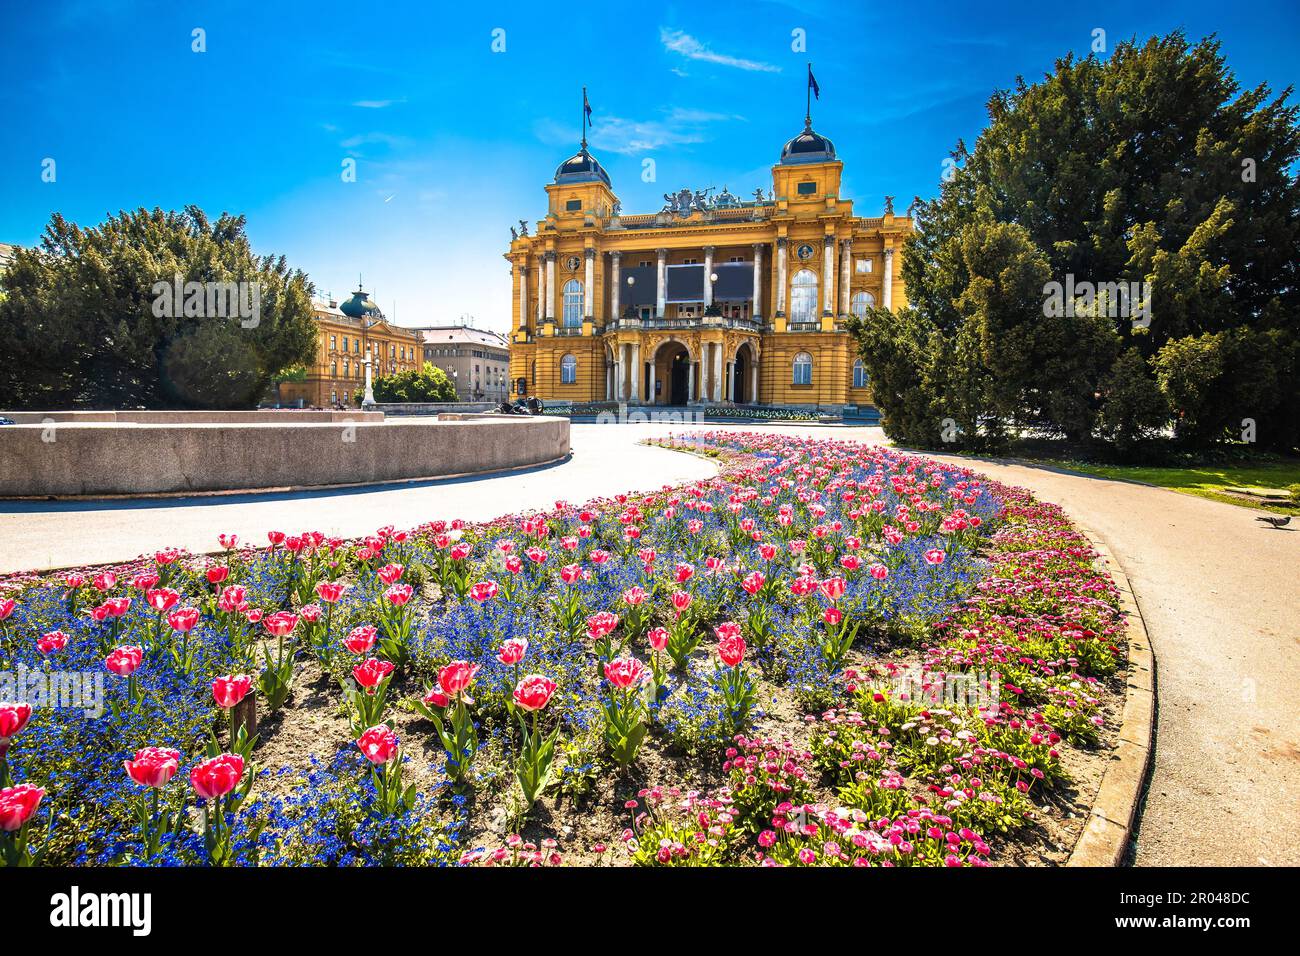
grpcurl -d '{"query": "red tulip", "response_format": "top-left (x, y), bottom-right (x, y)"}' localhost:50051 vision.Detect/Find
top-left (469, 581), bottom-right (499, 603)
top-left (93, 597), bottom-right (132, 620)
top-left (559, 564), bottom-right (582, 584)
top-left (92, 571), bottom-right (117, 592)
top-left (189, 753), bottom-right (245, 800)
top-left (206, 564), bottom-right (229, 585)
top-left (437, 661), bottom-right (479, 699)
top-left (513, 675), bottom-right (557, 712)
top-left (525, 547), bottom-right (547, 564)
top-left (384, 584), bottom-right (414, 607)
top-left (869, 563), bottom-right (889, 581)
top-left (0, 783), bottom-right (45, 831)
top-left (299, 603), bottom-right (323, 624)
top-left (218, 533), bottom-right (239, 549)
top-left (647, 627), bottom-right (669, 651)
top-left (622, 586), bottom-right (647, 606)
top-left (212, 674), bottom-right (253, 709)
top-left (819, 577), bottom-right (847, 602)
top-left (674, 563), bottom-right (694, 584)
top-left (64, 573), bottom-right (86, 589)
top-left (124, 746), bottom-right (181, 788)
top-left (131, 572), bottom-right (160, 591)
top-left (377, 563), bottom-right (405, 585)
top-left (422, 684), bottom-right (450, 709)
top-left (671, 591), bottom-right (692, 612)
top-left (604, 657), bottom-right (648, 689)
top-left (504, 555), bottom-right (523, 574)
top-left (344, 625), bottom-right (377, 655)
top-left (267, 531), bottom-right (286, 547)
top-left (357, 725), bottom-right (399, 764)
top-left (353, 658), bottom-right (395, 691)
top-left (714, 621), bottom-right (741, 641)
top-left (824, 606), bottom-right (843, 625)
top-left (741, 571), bottom-right (766, 595)
top-left (449, 544), bottom-right (472, 561)
top-left (924, 549), bottom-right (946, 565)
top-left (217, 585), bottom-right (248, 613)
top-left (263, 611), bottom-right (298, 637)
top-left (586, 611), bottom-right (620, 640)
top-left (0, 702), bottom-right (32, 743)
top-left (315, 581), bottom-right (348, 603)
top-left (0, 599), bottom-right (14, 621)
top-left (37, 631), bottom-right (69, 654)
top-left (718, 633), bottom-right (746, 668)
top-left (497, 637), bottom-right (528, 666)
top-left (167, 607), bottom-right (200, 632)
top-left (105, 645), bottom-right (144, 677)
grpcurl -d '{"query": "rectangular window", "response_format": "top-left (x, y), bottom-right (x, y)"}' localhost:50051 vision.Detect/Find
top-left (728, 256), bottom-right (745, 263)
top-left (330, 335), bottom-right (336, 350)
top-left (856, 258), bottom-right (872, 274)
top-left (565, 199), bottom-right (582, 211)
top-left (797, 182), bottom-right (817, 195)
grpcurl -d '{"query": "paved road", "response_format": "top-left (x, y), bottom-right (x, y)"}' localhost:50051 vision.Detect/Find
top-left (2, 420), bottom-right (1295, 866)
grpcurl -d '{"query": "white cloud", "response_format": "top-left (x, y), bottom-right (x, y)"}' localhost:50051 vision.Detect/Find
top-left (537, 106), bottom-right (743, 155)
top-left (660, 28), bottom-right (781, 73)
top-left (353, 99), bottom-right (403, 109)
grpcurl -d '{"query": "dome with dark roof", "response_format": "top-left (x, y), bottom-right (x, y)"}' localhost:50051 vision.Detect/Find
top-left (780, 124), bottom-right (836, 164)
top-left (339, 287), bottom-right (382, 319)
top-left (554, 145), bottom-right (611, 186)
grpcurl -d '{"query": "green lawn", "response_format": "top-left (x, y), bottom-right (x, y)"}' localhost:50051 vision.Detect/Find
top-left (1042, 458), bottom-right (1300, 514)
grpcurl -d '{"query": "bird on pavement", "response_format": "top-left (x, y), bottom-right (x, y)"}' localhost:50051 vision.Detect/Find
top-left (1255, 514), bottom-right (1292, 529)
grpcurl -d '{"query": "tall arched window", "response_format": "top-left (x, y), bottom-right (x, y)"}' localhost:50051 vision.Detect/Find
top-left (560, 353), bottom-right (577, 384)
top-left (790, 270), bottom-right (818, 324)
top-left (562, 280), bottom-right (584, 327)
top-left (792, 351), bottom-right (813, 385)
top-left (853, 359), bottom-right (870, 388)
top-left (851, 290), bottom-right (875, 317)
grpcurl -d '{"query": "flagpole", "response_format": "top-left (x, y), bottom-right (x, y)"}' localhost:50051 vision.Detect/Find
top-left (805, 63), bottom-right (811, 128)
top-left (581, 85), bottom-right (587, 149)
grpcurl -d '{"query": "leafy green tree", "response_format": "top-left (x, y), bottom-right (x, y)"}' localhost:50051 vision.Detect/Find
top-left (0, 206), bottom-right (317, 409)
top-left (853, 31), bottom-right (1300, 453)
top-left (358, 362), bottom-right (457, 404)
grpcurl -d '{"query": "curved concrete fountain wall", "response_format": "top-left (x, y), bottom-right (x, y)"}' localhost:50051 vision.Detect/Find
top-left (0, 413), bottom-right (569, 497)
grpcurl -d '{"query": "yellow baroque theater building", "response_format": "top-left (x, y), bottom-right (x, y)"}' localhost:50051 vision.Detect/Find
top-left (506, 117), bottom-right (913, 409)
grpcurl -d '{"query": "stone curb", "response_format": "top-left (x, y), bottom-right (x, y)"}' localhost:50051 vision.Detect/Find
top-left (1066, 526), bottom-right (1156, 867)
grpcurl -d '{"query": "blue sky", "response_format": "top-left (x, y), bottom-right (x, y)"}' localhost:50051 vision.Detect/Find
top-left (2, 1), bottom-right (1296, 332)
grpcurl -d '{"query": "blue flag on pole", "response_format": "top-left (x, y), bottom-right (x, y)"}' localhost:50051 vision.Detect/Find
top-left (808, 65), bottom-right (820, 99)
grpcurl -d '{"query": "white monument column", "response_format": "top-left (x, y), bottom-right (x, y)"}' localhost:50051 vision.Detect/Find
top-left (751, 243), bottom-right (764, 320)
top-left (361, 347), bottom-right (376, 407)
top-left (822, 236), bottom-right (836, 315)
top-left (775, 238), bottom-right (788, 316)
top-left (750, 359), bottom-right (758, 405)
top-left (647, 355), bottom-right (657, 406)
top-left (630, 342), bottom-right (641, 402)
top-left (725, 361), bottom-right (733, 401)
top-left (583, 248), bottom-right (595, 319)
top-left (883, 247), bottom-right (894, 311)
top-left (687, 359), bottom-right (696, 403)
top-left (703, 245), bottom-right (715, 307)
top-left (544, 252), bottom-right (556, 322)
top-left (840, 239), bottom-right (852, 315)
top-left (616, 345), bottom-right (626, 400)
top-left (655, 248), bottom-right (667, 318)
top-left (712, 343), bottom-right (722, 401)
top-left (609, 251), bottom-right (621, 322)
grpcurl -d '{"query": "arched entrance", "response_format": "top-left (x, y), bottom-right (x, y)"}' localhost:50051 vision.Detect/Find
top-left (652, 340), bottom-right (692, 406)
top-left (732, 342), bottom-right (756, 404)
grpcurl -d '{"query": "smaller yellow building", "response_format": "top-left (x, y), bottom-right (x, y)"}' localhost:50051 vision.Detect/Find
top-left (277, 286), bottom-right (423, 408)
top-left (507, 103), bottom-right (913, 410)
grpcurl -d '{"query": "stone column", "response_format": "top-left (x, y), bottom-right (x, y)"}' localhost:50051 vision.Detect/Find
top-left (775, 238), bottom-right (788, 316)
top-left (703, 245), bottom-right (715, 308)
top-left (647, 355), bottom-right (657, 406)
top-left (606, 356), bottom-right (613, 400)
top-left (630, 342), bottom-right (641, 402)
top-left (583, 248), bottom-right (595, 319)
top-left (535, 256), bottom-right (545, 327)
top-left (725, 361), bottom-right (733, 401)
top-left (750, 359), bottom-right (758, 404)
top-left (655, 248), bottom-right (668, 319)
top-left (609, 251), bottom-right (621, 322)
top-left (616, 345), bottom-right (626, 401)
top-left (822, 236), bottom-right (836, 315)
top-left (712, 343), bottom-right (722, 402)
top-left (687, 360), bottom-right (696, 403)
top-left (517, 264), bottom-right (528, 331)
top-left (883, 247), bottom-right (894, 311)
top-left (544, 252), bottom-right (556, 322)
top-left (751, 243), bottom-right (764, 321)
top-left (839, 239), bottom-right (852, 315)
